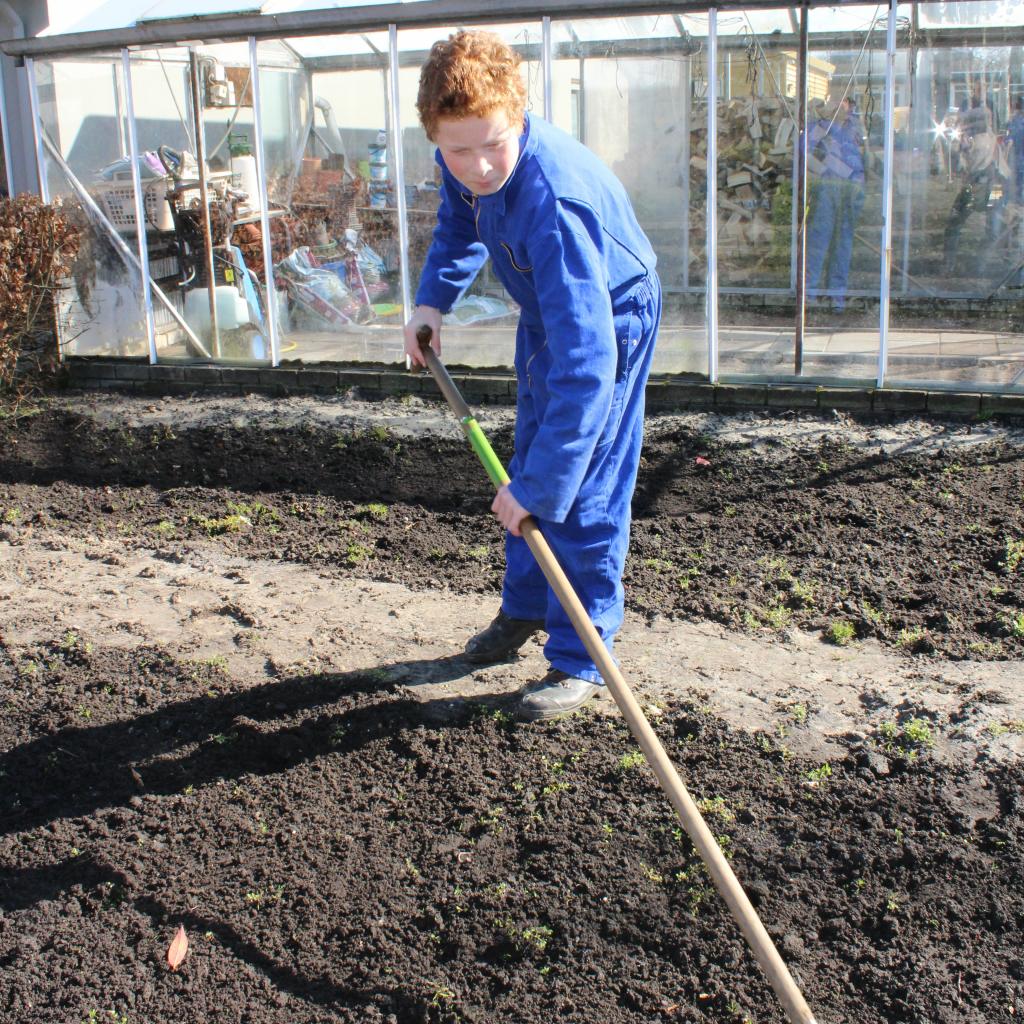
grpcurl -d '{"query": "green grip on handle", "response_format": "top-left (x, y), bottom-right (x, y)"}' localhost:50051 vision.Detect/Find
top-left (462, 416), bottom-right (510, 489)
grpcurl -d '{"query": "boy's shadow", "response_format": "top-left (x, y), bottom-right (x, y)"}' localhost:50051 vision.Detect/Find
top-left (0, 654), bottom-right (517, 839)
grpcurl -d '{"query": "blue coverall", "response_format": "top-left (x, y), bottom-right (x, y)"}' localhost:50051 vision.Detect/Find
top-left (415, 112), bottom-right (661, 683)
top-left (806, 109), bottom-right (865, 308)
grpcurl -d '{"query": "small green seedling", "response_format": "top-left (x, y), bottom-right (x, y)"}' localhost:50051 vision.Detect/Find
top-left (1001, 536), bottom-right (1023, 574)
top-left (902, 718), bottom-right (934, 748)
top-left (897, 626), bottom-right (927, 649)
top-left (616, 750), bottom-right (646, 773)
top-left (825, 620), bottom-right (855, 646)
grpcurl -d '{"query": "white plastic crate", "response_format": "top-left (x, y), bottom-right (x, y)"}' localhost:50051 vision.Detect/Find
top-left (92, 177), bottom-right (174, 234)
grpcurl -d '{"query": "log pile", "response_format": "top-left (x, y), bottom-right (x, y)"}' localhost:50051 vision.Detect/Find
top-left (688, 97), bottom-right (797, 280)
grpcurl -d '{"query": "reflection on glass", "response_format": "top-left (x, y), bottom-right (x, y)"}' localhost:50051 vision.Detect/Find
top-left (801, 4), bottom-right (888, 381)
top-left (890, 2), bottom-right (1024, 390)
top-left (550, 15), bottom-right (710, 376)
top-left (715, 7), bottom-right (801, 376)
top-left (35, 56), bottom-right (148, 359)
top-left (258, 30), bottom-right (461, 365)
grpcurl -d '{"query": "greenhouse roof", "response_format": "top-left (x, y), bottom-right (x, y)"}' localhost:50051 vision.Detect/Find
top-left (6, 0), bottom-right (1023, 60)
top-left (39, 0), bottom-right (428, 37)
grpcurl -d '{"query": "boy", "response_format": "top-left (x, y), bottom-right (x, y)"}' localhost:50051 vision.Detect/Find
top-left (404, 30), bottom-right (660, 721)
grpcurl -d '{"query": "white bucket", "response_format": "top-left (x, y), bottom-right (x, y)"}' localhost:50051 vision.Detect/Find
top-left (184, 286), bottom-right (250, 336)
top-left (233, 154), bottom-right (260, 210)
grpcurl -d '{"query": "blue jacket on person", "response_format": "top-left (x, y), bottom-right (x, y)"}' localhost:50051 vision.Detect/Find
top-left (414, 111), bottom-right (660, 683)
top-left (415, 111), bottom-right (657, 523)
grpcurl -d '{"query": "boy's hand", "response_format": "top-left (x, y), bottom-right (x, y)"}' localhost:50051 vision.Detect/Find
top-left (492, 484), bottom-right (530, 537)
top-left (404, 306), bottom-right (442, 368)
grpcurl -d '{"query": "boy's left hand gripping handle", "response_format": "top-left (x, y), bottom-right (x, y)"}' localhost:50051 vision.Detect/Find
top-left (413, 323), bottom-right (472, 422)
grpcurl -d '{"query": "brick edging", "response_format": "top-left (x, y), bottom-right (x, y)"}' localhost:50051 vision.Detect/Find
top-left (62, 359), bottom-right (1024, 420)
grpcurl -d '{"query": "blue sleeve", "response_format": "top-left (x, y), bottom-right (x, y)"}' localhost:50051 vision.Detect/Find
top-left (506, 198), bottom-right (617, 523)
top-left (414, 158), bottom-right (488, 312)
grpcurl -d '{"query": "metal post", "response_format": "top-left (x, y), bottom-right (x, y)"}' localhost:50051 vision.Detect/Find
top-left (0, 57), bottom-right (16, 197)
top-left (793, 1), bottom-right (809, 377)
top-left (188, 49), bottom-right (220, 358)
top-left (113, 62), bottom-right (128, 159)
top-left (122, 49), bottom-right (158, 365)
top-left (682, 53), bottom-right (691, 293)
top-left (542, 16), bottom-right (552, 120)
top-left (878, 0), bottom-right (897, 389)
top-left (900, 17), bottom-right (915, 295)
top-left (40, 132), bottom-right (211, 358)
top-left (388, 24), bottom-right (413, 328)
top-left (706, 9), bottom-right (718, 383)
top-left (24, 57), bottom-right (49, 203)
top-left (249, 35), bottom-right (281, 366)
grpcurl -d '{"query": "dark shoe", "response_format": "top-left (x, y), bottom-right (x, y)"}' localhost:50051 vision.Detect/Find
top-left (517, 668), bottom-right (603, 722)
top-left (464, 609), bottom-right (545, 664)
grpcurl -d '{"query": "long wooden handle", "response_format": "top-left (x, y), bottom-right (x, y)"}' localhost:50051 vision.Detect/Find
top-left (416, 326), bottom-right (818, 1024)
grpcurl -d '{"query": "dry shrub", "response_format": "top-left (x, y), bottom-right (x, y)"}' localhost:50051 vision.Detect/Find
top-left (0, 193), bottom-right (81, 394)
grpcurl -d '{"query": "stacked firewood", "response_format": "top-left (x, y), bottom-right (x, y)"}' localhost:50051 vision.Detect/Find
top-left (688, 97), bottom-right (797, 277)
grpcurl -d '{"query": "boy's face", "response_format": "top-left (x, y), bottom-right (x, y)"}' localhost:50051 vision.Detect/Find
top-left (433, 109), bottom-right (522, 196)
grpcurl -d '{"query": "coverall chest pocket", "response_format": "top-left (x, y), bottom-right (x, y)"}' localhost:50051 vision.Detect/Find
top-left (499, 240), bottom-right (533, 275)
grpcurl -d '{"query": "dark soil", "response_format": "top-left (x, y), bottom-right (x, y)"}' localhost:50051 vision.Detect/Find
top-left (1, 404), bottom-right (1023, 1023)
top-left (1, 639), bottom-right (1021, 1024)
top-left (1, 408), bottom-right (1022, 659)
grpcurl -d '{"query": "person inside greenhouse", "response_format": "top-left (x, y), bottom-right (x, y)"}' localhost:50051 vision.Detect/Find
top-left (1007, 95), bottom-right (1024, 203)
top-left (404, 29), bottom-right (661, 721)
top-left (805, 90), bottom-right (865, 312)
top-left (943, 85), bottom-right (996, 273)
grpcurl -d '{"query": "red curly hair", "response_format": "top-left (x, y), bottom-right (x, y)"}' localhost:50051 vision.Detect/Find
top-left (416, 30), bottom-right (527, 141)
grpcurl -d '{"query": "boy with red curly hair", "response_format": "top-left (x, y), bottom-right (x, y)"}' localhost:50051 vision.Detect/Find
top-left (405, 30), bottom-right (660, 721)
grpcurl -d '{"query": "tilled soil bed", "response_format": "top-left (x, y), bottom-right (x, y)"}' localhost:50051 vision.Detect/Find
top-left (1, 395), bottom-right (1023, 1024)
top-left (1, 402), bottom-right (1023, 659)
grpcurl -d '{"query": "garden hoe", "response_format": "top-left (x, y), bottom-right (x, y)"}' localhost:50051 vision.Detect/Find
top-left (415, 326), bottom-right (819, 1024)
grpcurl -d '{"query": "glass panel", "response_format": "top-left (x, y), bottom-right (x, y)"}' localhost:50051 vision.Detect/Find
top-left (35, 56), bottom-right (148, 359)
top-left (124, 44), bottom-right (294, 364)
top-left (126, 46), bottom-right (203, 362)
top-left (889, 2), bottom-right (1024, 390)
top-left (398, 23), bottom-right (543, 370)
top-left (802, 4), bottom-right (888, 382)
top-left (715, 7), bottom-right (801, 376)
top-left (550, 14), bottom-right (710, 377)
top-left (260, 31), bottom-right (404, 364)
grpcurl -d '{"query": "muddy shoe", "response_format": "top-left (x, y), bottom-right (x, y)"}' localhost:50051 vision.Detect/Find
top-left (464, 609), bottom-right (545, 664)
top-left (517, 668), bottom-right (603, 721)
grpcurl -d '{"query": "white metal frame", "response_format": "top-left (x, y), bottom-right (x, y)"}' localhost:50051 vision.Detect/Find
top-left (121, 49), bottom-right (158, 365)
top-left (24, 57), bottom-right (49, 203)
top-left (249, 34), bottom-right (282, 366)
top-left (542, 17), bottom-right (552, 120)
top-left (389, 24), bottom-right (413, 326)
top-left (877, 0), bottom-right (897, 389)
top-left (705, 8), bottom-right (718, 383)
top-left (0, 57), bottom-right (15, 197)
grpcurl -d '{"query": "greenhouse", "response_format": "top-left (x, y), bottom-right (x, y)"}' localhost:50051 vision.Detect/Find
top-left (3, 0), bottom-right (1024, 392)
